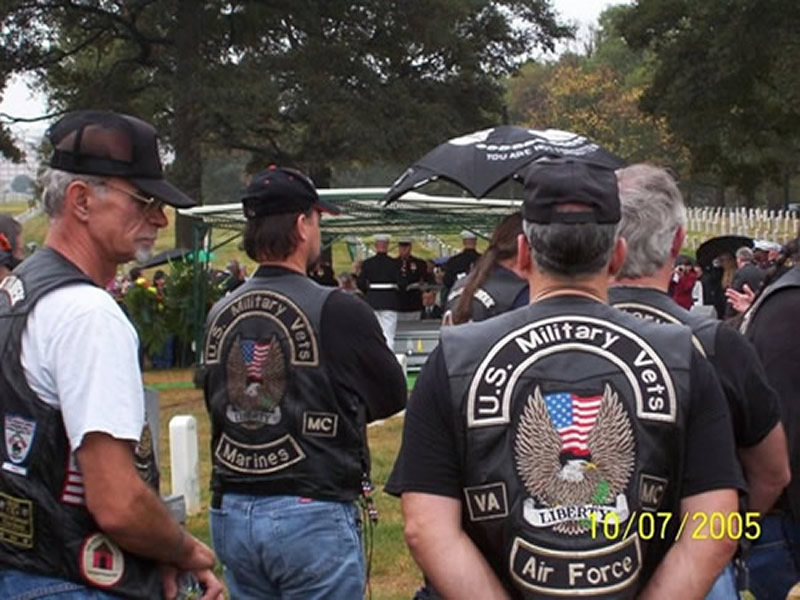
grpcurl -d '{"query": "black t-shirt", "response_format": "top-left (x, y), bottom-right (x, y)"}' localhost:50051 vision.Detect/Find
top-left (257, 266), bottom-right (407, 422)
top-left (746, 286), bottom-right (800, 517)
top-left (711, 323), bottom-right (781, 447)
top-left (386, 346), bottom-right (742, 499)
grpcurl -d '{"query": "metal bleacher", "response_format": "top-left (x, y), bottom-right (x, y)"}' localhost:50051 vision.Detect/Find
top-left (393, 319), bottom-right (441, 372)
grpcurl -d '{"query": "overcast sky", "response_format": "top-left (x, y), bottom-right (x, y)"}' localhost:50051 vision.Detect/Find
top-left (0, 0), bottom-right (624, 133)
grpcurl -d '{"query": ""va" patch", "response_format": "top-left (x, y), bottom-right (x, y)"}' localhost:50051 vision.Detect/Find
top-left (463, 482), bottom-right (509, 521)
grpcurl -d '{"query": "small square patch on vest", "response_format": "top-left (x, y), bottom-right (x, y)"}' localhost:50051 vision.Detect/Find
top-left (464, 482), bottom-right (509, 521)
top-left (302, 412), bottom-right (338, 438)
top-left (0, 492), bottom-right (33, 548)
top-left (639, 473), bottom-right (668, 511)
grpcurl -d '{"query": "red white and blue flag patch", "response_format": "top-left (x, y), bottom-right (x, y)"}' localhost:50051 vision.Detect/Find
top-left (543, 392), bottom-right (602, 457)
top-left (240, 340), bottom-right (271, 383)
top-left (61, 454), bottom-right (85, 506)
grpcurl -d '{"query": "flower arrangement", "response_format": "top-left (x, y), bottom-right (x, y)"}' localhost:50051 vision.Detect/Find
top-left (123, 260), bottom-right (224, 368)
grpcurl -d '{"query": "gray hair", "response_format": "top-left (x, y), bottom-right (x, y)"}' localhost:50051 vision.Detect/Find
top-left (522, 220), bottom-right (619, 277)
top-left (39, 168), bottom-right (106, 217)
top-left (616, 164), bottom-right (686, 279)
top-left (736, 247), bottom-right (754, 262)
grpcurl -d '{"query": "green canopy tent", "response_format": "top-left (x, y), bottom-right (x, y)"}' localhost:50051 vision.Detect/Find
top-left (178, 188), bottom-right (523, 363)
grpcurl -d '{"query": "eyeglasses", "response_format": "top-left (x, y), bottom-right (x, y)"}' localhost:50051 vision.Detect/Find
top-left (97, 181), bottom-right (166, 215)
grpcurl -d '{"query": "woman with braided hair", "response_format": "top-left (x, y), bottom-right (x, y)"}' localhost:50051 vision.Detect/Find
top-left (443, 211), bottom-right (530, 325)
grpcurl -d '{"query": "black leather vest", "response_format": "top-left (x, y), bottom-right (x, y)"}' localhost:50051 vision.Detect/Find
top-left (203, 272), bottom-right (365, 501)
top-left (740, 265), bottom-right (800, 520)
top-left (0, 248), bottom-right (161, 599)
top-left (740, 265), bottom-right (800, 336)
top-left (441, 298), bottom-right (692, 598)
top-left (444, 265), bottom-right (528, 323)
top-left (609, 286), bottom-right (717, 359)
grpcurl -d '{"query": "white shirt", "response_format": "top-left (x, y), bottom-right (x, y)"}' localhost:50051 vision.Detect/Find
top-left (21, 284), bottom-right (145, 452)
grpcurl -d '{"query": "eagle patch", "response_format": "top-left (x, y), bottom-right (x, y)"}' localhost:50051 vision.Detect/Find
top-left (515, 384), bottom-right (635, 535)
top-left (225, 334), bottom-right (288, 429)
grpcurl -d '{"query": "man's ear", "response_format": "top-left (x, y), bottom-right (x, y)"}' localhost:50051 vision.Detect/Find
top-left (671, 226), bottom-right (686, 259)
top-left (65, 180), bottom-right (92, 223)
top-left (296, 211), bottom-right (310, 242)
top-left (608, 236), bottom-right (628, 277)
top-left (516, 233), bottom-right (532, 274)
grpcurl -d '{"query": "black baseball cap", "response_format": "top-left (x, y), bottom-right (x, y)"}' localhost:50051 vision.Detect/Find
top-left (523, 158), bottom-right (620, 224)
top-left (46, 110), bottom-right (196, 208)
top-left (241, 166), bottom-right (340, 218)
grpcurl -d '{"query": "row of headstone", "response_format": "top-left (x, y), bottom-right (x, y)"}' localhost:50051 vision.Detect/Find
top-left (687, 207), bottom-right (798, 244)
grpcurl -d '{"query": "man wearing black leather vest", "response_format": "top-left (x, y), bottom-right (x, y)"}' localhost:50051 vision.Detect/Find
top-left (611, 163), bottom-right (790, 599)
top-left (739, 244), bottom-right (800, 598)
top-left (0, 111), bottom-right (222, 599)
top-left (201, 166), bottom-right (406, 599)
top-left (388, 158), bottom-right (742, 599)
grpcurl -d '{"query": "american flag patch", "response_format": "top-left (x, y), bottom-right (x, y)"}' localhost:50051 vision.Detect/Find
top-left (241, 340), bottom-right (271, 382)
top-left (544, 392), bottom-right (602, 457)
top-left (61, 454), bottom-right (85, 506)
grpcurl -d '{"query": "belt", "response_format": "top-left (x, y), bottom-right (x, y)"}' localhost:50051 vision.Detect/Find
top-left (370, 283), bottom-right (398, 290)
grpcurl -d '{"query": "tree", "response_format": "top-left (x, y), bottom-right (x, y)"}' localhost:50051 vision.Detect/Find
top-left (10, 173), bottom-right (34, 193)
top-left (619, 0), bottom-right (800, 205)
top-left (506, 5), bottom-right (687, 172)
top-left (1, 1), bottom-right (573, 246)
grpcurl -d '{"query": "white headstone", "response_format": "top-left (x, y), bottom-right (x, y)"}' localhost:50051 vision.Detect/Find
top-left (395, 353), bottom-right (408, 378)
top-left (169, 415), bottom-right (201, 515)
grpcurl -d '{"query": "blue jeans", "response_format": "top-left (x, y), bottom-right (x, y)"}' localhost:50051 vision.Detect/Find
top-left (0, 569), bottom-right (122, 599)
top-left (746, 514), bottom-right (800, 599)
top-left (704, 563), bottom-right (736, 600)
top-left (210, 494), bottom-right (364, 600)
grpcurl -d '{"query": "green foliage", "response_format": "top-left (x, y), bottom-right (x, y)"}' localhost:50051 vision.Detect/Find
top-left (10, 174), bottom-right (34, 193)
top-left (2, 1), bottom-right (574, 197)
top-left (506, 25), bottom-right (688, 172)
top-left (619, 0), bottom-right (800, 200)
top-left (125, 260), bottom-right (224, 367)
top-left (123, 277), bottom-right (169, 358)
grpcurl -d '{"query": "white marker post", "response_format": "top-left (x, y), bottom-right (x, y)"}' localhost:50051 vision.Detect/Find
top-left (169, 415), bottom-right (201, 515)
top-left (395, 353), bottom-right (408, 378)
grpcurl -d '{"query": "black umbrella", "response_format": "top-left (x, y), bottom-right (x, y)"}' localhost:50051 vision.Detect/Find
top-left (695, 235), bottom-right (753, 268)
top-left (138, 247), bottom-right (192, 269)
top-left (383, 126), bottom-right (625, 203)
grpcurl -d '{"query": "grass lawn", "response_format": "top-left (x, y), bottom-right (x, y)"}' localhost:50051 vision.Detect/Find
top-left (145, 368), bottom-right (421, 599)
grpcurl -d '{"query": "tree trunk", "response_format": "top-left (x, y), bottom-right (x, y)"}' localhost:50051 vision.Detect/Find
top-left (309, 162), bottom-right (333, 268)
top-left (171, 0), bottom-right (204, 249)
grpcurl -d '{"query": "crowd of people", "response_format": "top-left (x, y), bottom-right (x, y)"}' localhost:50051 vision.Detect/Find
top-left (0, 108), bottom-right (798, 600)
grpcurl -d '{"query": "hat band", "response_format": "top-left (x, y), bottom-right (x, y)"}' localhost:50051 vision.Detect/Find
top-left (243, 195), bottom-right (314, 218)
top-left (49, 150), bottom-right (161, 179)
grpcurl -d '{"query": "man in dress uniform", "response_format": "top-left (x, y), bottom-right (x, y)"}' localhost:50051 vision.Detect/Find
top-left (200, 166), bottom-right (406, 598)
top-left (397, 238), bottom-right (430, 320)
top-left (358, 234), bottom-right (402, 349)
top-left (388, 157), bottom-right (742, 599)
top-left (610, 163), bottom-right (790, 598)
top-left (443, 230), bottom-right (481, 294)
